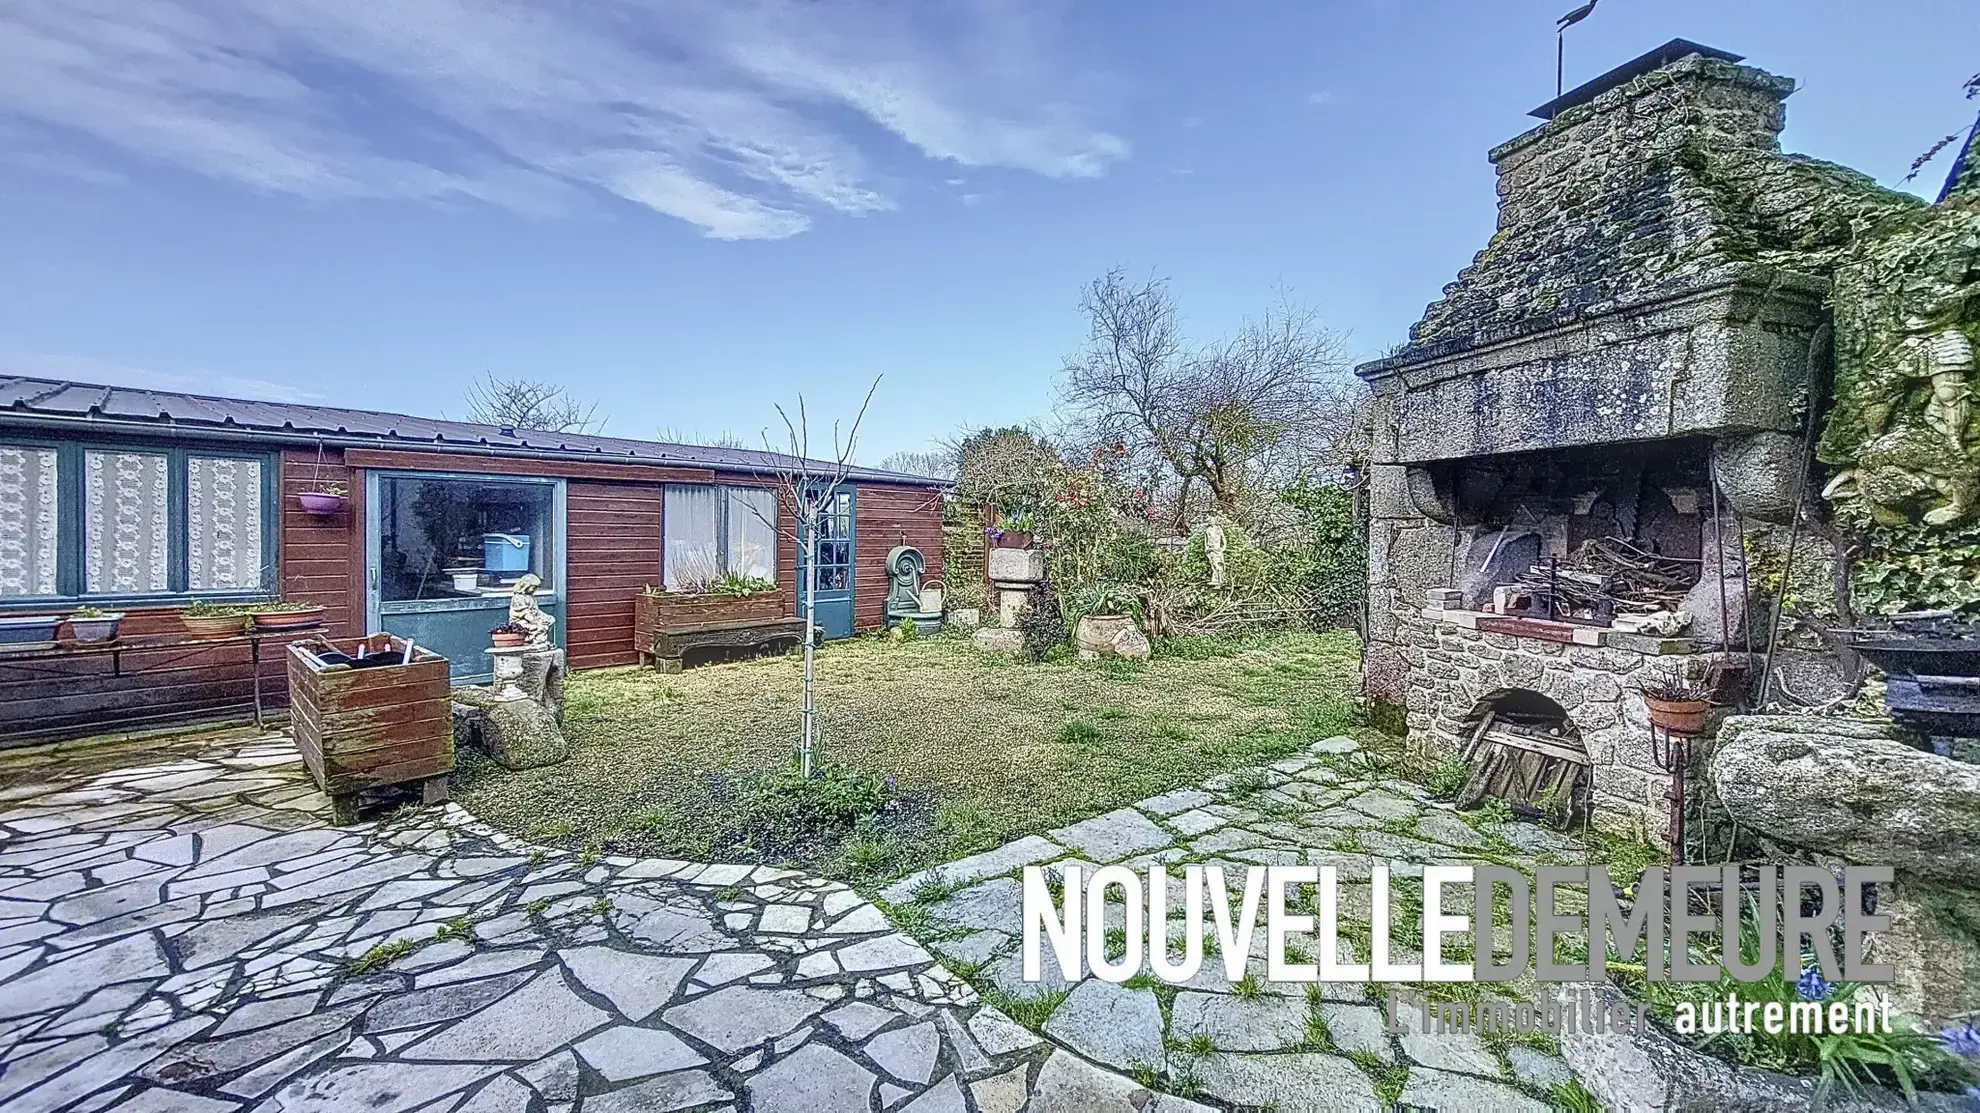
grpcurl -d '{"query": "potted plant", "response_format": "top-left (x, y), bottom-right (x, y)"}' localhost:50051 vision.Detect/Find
top-left (1640, 661), bottom-right (1722, 734)
top-left (248, 601), bottom-right (327, 630)
top-left (985, 509), bottom-right (1036, 550)
top-left (182, 600), bottom-right (249, 637)
top-left (296, 441), bottom-right (347, 515)
top-left (0, 614), bottom-right (64, 651)
top-left (1069, 582), bottom-right (1142, 656)
top-left (67, 606), bottom-right (125, 644)
top-left (295, 484), bottom-right (347, 516)
top-left (491, 623), bottom-right (526, 648)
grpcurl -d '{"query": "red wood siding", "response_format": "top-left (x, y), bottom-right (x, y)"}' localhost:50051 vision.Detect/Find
top-left (0, 432), bottom-right (943, 743)
top-left (564, 480), bottom-right (663, 670)
top-left (0, 445), bottom-right (363, 744)
top-left (853, 484), bottom-right (946, 632)
top-left (279, 447), bottom-right (363, 641)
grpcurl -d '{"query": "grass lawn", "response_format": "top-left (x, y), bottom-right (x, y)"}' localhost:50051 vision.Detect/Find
top-left (456, 628), bottom-right (1362, 886)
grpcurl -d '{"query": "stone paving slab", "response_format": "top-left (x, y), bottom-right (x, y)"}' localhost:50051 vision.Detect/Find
top-left (879, 734), bottom-right (1594, 1110)
top-left (0, 729), bottom-right (1155, 1113)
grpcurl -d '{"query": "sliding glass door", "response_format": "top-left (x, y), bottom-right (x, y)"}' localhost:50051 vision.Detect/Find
top-left (366, 472), bottom-right (565, 682)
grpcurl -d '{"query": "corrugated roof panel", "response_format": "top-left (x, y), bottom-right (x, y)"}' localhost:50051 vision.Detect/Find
top-left (0, 375), bottom-right (947, 485)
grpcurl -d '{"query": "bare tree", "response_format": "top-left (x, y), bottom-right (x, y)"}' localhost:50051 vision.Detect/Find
top-left (659, 427), bottom-right (748, 449)
top-left (877, 449), bottom-right (956, 480)
top-left (1058, 269), bottom-right (1359, 531)
top-left (465, 373), bottom-right (603, 433)
top-left (741, 377), bottom-right (882, 778)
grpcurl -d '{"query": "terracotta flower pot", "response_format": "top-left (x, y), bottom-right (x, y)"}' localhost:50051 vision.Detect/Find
top-left (1644, 695), bottom-right (1714, 735)
top-left (183, 613), bottom-right (247, 637)
top-left (491, 632), bottom-right (526, 648)
top-left (296, 492), bottom-right (345, 515)
top-left (250, 606), bottom-right (325, 630)
top-left (993, 530), bottom-right (1034, 549)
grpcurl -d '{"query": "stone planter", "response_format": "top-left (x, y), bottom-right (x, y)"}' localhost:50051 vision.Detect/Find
top-left (1074, 614), bottom-right (1137, 656)
top-left (986, 547), bottom-right (1045, 584)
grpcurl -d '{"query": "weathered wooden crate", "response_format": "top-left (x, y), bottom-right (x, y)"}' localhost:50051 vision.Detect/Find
top-left (287, 635), bottom-right (453, 824)
top-left (633, 589), bottom-right (787, 659)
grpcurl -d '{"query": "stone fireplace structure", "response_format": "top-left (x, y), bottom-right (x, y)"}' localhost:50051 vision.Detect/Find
top-left (1357, 41), bottom-right (1843, 836)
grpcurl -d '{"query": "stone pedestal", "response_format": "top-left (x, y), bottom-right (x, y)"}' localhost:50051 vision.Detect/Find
top-left (995, 588), bottom-right (1029, 628)
top-left (454, 645), bottom-right (570, 770)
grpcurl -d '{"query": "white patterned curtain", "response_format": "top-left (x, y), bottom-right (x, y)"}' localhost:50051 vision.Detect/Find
top-left (188, 456), bottom-right (265, 591)
top-left (84, 451), bottom-right (169, 594)
top-left (726, 487), bottom-right (778, 581)
top-left (663, 485), bottom-right (721, 590)
top-left (0, 446), bottom-right (60, 596)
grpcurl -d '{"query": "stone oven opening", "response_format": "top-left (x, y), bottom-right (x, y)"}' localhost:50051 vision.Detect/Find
top-left (1453, 688), bottom-right (1592, 828)
top-left (1437, 439), bottom-right (1716, 634)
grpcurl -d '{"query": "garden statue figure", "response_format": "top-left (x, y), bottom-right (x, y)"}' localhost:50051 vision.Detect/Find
top-left (508, 573), bottom-right (556, 647)
top-left (1204, 517), bottom-right (1228, 588)
top-left (1925, 327), bottom-right (1974, 451)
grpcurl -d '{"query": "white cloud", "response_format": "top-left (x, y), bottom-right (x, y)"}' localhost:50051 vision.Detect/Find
top-left (0, 0), bottom-right (1129, 240)
top-left (0, 351), bottom-right (322, 404)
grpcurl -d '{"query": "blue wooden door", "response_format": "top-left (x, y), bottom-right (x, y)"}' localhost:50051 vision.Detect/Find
top-left (799, 485), bottom-right (855, 640)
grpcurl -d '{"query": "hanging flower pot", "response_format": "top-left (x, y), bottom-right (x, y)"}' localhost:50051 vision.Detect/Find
top-left (296, 491), bottom-right (345, 515)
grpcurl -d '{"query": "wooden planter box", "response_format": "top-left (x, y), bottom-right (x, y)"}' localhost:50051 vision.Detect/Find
top-left (287, 635), bottom-right (453, 824)
top-left (635, 589), bottom-right (786, 645)
top-left (634, 589), bottom-right (797, 672)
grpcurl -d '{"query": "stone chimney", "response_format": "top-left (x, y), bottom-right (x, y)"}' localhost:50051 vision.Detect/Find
top-left (1355, 40), bottom-right (1824, 465)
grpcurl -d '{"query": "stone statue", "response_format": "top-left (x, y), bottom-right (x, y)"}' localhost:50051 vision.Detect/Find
top-left (1925, 327), bottom-right (1975, 450)
top-left (1827, 315), bottom-right (1980, 527)
top-left (1203, 518), bottom-right (1228, 588)
top-left (507, 573), bottom-right (556, 647)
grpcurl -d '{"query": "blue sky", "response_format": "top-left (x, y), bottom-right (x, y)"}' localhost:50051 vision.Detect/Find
top-left (1, 1), bottom-right (1974, 465)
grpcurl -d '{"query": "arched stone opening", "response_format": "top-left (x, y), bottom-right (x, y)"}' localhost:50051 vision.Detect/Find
top-left (1453, 688), bottom-right (1592, 828)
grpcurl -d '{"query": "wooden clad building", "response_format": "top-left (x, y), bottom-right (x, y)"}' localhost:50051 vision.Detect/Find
top-left (0, 377), bottom-right (946, 745)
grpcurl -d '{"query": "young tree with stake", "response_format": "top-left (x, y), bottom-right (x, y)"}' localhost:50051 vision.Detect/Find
top-left (743, 377), bottom-right (881, 778)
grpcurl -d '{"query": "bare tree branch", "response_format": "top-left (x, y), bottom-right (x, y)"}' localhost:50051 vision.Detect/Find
top-left (464, 372), bottom-right (603, 434)
top-left (1057, 268), bottom-right (1361, 529)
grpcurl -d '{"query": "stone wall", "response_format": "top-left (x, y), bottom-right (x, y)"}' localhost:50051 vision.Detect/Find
top-left (1399, 613), bottom-right (1675, 839)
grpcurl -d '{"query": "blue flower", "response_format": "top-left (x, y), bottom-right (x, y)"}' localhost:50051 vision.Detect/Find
top-left (1941, 1022), bottom-right (1980, 1057)
top-left (1796, 966), bottom-right (1831, 1001)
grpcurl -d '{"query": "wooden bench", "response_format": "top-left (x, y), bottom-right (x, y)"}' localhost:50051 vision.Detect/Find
top-left (640, 616), bottom-right (809, 673)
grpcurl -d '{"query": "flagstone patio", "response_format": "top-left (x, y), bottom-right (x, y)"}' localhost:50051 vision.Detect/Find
top-left (877, 734), bottom-right (1589, 1112)
top-left (0, 729), bottom-right (1211, 1113)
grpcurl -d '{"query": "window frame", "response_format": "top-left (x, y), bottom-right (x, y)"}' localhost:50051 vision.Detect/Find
top-left (0, 435), bottom-right (281, 609)
top-left (662, 483), bottom-right (780, 588)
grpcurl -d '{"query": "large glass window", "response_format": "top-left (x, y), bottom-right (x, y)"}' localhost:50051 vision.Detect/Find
top-left (662, 484), bottom-right (779, 589)
top-left (0, 441), bottom-right (275, 602)
top-left (378, 475), bottom-right (557, 602)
